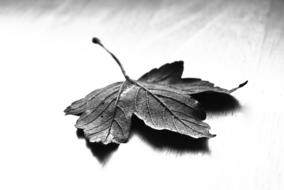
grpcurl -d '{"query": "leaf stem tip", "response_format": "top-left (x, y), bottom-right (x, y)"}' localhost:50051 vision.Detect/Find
top-left (92, 37), bottom-right (101, 44)
top-left (239, 80), bottom-right (248, 88)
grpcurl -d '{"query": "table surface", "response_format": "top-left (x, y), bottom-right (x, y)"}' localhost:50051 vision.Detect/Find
top-left (0, 0), bottom-right (283, 189)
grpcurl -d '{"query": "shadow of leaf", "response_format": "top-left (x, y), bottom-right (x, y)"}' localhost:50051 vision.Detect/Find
top-left (76, 129), bottom-right (119, 165)
top-left (130, 116), bottom-right (210, 154)
top-left (74, 93), bottom-right (242, 162)
top-left (192, 92), bottom-right (241, 115)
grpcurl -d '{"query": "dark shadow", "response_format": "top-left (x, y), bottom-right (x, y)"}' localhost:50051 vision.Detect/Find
top-left (130, 116), bottom-right (210, 154)
top-left (76, 129), bottom-right (119, 165)
top-left (192, 92), bottom-right (241, 116)
top-left (73, 92), bottom-right (242, 161)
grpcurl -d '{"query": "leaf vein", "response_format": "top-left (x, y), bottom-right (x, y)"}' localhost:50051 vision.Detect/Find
top-left (82, 98), bottom-right (116, 126)
top-left (134, 87), bottom-right (141, 112)
top-left (84, 116), bottom-right (113, 132)
top-left (117, 105), bottom-right (127, 119)
top-left (105, 82), bottom-right (127, 141)
top-left (172, 115), bottom-right (178, 131)
top-left (156, 94), bottom-right (197, 112)
top-left (146, 90), bottom-right (157, 128)
top-left (135, 82), bottom-right (206, 135)
top-left (113, 119), bottom-right (124, 136)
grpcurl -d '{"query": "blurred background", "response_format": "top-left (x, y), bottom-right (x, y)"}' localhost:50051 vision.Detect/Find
top-left (0, 0), bottom-right (283, 189)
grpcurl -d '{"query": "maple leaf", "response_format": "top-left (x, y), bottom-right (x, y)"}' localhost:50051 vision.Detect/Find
top-left (64, 37), bottom-right (247, 145)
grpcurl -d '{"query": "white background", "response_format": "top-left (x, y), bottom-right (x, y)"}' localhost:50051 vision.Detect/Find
top-left (0, 0), bottom-right (283, 189)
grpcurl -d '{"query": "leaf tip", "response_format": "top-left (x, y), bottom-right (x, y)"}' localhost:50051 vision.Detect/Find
top-left (239, 80), bottom-right (248, 88)
top-left (75, 120), bottom-right (85, 129)
top-left (64, 107), bottom-right (71, 115)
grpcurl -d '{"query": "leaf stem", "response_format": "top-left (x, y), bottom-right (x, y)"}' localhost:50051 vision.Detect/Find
top-left (229, 80), bottom-right (248, 93)
top-left (92, 37), bottom-right (130, 81)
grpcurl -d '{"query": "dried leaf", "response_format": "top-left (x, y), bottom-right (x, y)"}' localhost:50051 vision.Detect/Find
top-left (65, 79), bottom-right (213, 144)
top-left (65, 38), bottom-right (247, 145)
